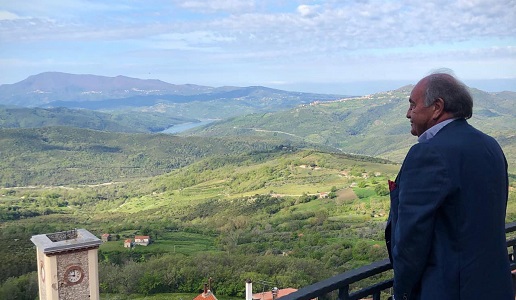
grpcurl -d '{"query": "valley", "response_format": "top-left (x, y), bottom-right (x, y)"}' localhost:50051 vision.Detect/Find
top-left (2, 142), bottom-right (515, 299)
top-left (0, 73), bottom-right (514, 299)
top-left (0, 147), bottom-right (404, 299)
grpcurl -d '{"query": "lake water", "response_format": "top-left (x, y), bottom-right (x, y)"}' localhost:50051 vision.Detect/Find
top-left (162, 119), bottom-right (217, 134)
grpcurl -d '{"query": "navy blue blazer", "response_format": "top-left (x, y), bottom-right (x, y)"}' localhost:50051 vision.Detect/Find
top-left (385, 119), bottom-right (513, 300)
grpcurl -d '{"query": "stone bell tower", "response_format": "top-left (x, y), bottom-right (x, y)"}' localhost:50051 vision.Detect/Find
top-left (31, 228), bottom-right (101, 300)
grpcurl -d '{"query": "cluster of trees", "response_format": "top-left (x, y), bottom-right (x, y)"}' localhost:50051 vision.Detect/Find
top-left (0, 192), bottom-right (390, 299)
top-left (97, 253), bottom-right (330, 296)
top-left (0, 272), bottom-right (38, 300)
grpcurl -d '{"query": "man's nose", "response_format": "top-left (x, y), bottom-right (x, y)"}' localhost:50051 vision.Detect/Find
top-left (406, 108), bottom-right (411, 119)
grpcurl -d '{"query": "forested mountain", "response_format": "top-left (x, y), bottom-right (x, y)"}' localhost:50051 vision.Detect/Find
top-left (2, 75), bottom-right (513, 169)
top-left (0, 126), bottom-right (333, 187)
top-left (0, 72), bottom-right (215, 106)
top-left (0, 73), bottom-right (344, 118)
top-left (187, 86), bottom-right (516, 171)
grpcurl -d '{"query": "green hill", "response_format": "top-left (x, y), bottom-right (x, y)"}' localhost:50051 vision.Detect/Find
top-left (1, 145), bottom-right (515, 299)
top-left (0, 126), bottom-right (332, 187)
top-left (2, 85), bottom-right (513, 171)
top-left (0, 106), bottom-right (197, 133)
top-left (0, 149), bottom-right (401, 296)
top-left (187, 87), bottom-right (516, 172)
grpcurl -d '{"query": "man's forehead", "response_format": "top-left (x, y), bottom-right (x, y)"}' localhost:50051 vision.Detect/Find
top-left (410, 80), bottom-right (426, 99)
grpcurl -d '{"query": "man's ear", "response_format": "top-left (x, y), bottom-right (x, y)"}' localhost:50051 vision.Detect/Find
top-left (432, 98), bottom-right (445, 120)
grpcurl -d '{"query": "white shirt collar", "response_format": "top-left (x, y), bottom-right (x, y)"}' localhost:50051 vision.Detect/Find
top-left (417, 118), bottom-right (457, 143)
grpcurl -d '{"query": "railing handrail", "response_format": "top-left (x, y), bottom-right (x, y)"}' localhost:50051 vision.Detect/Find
top-left (506, 221), bottom-right (516, 234)
top-left (280, 221), bottom-right (516, 300)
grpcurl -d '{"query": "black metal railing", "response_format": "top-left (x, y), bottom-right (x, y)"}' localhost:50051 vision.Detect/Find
top-left (281, 222), bottom-right (516, 300)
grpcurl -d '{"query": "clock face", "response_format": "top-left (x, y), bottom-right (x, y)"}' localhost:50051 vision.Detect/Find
top-left (64, 266), bottom-right (84, 285)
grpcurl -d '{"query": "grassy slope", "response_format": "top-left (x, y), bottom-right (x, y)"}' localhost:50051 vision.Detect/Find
top-left (1, 148), bottom-right (514, 298)
top-left (0, 150), bottom-right (399, 275)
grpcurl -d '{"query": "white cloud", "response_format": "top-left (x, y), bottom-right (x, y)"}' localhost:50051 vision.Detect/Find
top-left (297, 4), bottom-right (319, 18)
top-left (0, 0), bottom-right (132, 19)
top-left (147, 31), bottom-right (235, 51)
top-left (177, 0), bottom-right (255, 13)
top-left (0, 10), bottom-right (21, 20)
top-left (1, 0), bottom-right (515, 88)
top-left (3, 0), bottom-right (515, 48)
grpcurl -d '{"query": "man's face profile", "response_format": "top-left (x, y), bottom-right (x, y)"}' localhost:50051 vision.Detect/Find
top-left (406, 79), bottom-right (436, 137)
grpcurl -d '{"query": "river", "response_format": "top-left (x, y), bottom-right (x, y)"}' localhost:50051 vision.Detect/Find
top-left (161, 119), bottom-right (218, 134)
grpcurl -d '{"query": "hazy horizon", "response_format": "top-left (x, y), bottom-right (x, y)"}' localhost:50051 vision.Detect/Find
top-left (1, 72), bottom-right (515, 96)
top-left (1, 0), bottom-right (515, 95)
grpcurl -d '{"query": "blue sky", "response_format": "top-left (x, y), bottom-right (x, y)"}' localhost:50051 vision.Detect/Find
top-left (1, 0), bottom-right (515, 94)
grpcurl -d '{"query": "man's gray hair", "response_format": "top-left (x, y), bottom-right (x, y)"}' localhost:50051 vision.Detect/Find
top-left (424, 72), bottom-right (473, 119)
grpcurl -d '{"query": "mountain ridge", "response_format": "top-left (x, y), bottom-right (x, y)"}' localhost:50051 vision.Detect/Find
top-left (0, 72), bottom-right (346, 108)
top-left (5, 71), bottom-right (214, 94)
top-left (185, 87), bottom-right (516, 171)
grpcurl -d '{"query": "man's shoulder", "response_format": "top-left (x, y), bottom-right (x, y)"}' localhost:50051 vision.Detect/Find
top-left (436, 118), bottom-right (469, 134)
top-left (434, 119), bottom-right (497, 144)
top-left (405, 140), bottom-right (442, 162)
top-left (416, 119), bottom-right (504, 160)
top-left (428, 119), bottom-right (480, 142)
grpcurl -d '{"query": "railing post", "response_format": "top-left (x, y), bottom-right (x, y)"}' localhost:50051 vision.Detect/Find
top-left (338, 284), bottom-right (350, 300)
top-left (373, 291), bottom-right (381, 300)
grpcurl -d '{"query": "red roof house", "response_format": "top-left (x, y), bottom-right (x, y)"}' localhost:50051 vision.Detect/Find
top-left (101, 233), bottom-right (111, 242)
top-left (193, 284), bottom-right (218, 300)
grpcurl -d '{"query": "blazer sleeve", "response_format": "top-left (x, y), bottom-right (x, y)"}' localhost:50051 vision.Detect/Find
top-left (392, 143), bottom-right (451, 299)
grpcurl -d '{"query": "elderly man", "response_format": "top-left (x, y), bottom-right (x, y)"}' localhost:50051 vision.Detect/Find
top-left (385, 72), bottom-right (514, 300)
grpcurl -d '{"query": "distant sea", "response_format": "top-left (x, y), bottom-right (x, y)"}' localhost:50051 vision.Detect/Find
top-left (162, 119), bottom-right (217, 134)
top-left (268, 78), bottom-right (516, 95)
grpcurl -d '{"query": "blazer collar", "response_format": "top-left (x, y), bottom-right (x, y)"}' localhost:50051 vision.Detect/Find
top-left (418, 118), bottom-right (460, 143)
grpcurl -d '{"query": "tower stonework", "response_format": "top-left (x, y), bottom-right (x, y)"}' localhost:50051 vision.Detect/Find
top-left (31, 229), bottom-right (102, 300)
